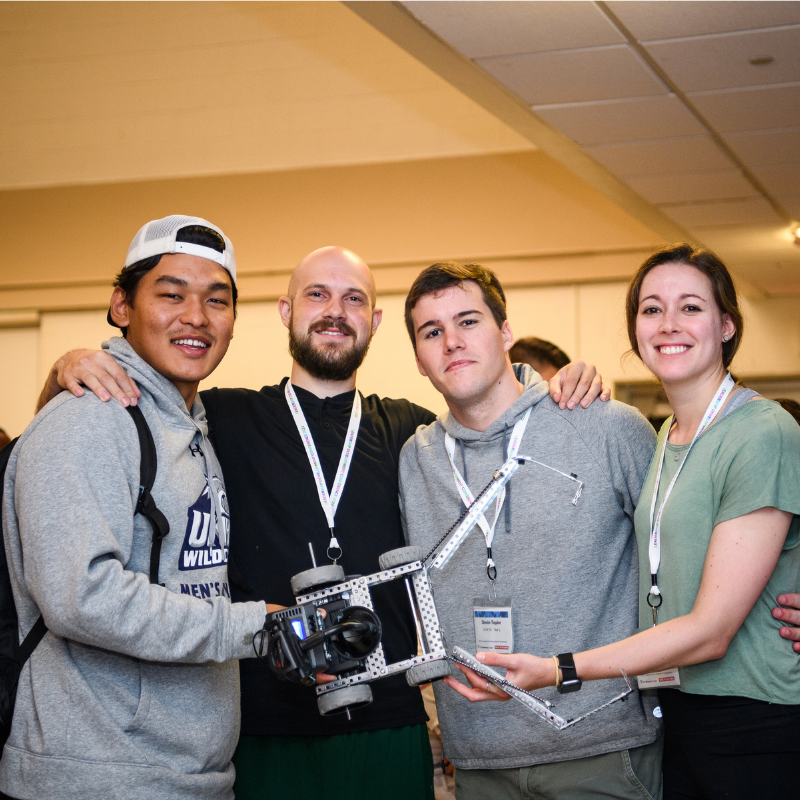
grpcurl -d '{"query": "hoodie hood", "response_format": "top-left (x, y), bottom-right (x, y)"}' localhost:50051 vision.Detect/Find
top-left (103, 337), bottom-right (206, 430)
top-left (102, 336), bottom-right (228, 555)
top-left (438, 363), bottom-right (550, 443)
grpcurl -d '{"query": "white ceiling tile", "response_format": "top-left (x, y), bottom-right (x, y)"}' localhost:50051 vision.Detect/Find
top-left (627, 170), bottom-right (756, 204)
top-left (534, 95), bottom-right (704, 145)
top-left (645, 27), bottom-right (800, 92)
top-left (751, 165), bottom-right (800, 196)
top-left (690, 85), bottom-right (800, 132)
top-left (586, 136), bottom-right (735, 176)
top-left (476, 45), bottom-right (666, 105)
top-left (402, 1), bottom-right (623, 59)
top-left (607, 1), bottom-right (800, 41)
top-left (726, 128), bottom-right (800, 166)
top-left (662, 196), bottom-right (785, 227)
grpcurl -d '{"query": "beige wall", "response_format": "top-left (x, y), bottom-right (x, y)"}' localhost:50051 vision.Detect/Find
top-left (0, 150), bottom-right (663, 313)
top-left (2, 149), bottom-right (798, 437)
top-left (3, 281), bottom-right (800, 438)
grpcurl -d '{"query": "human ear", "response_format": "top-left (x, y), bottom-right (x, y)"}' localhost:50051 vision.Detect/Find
top-left (109, 287), bottom-right (131, 329)
top-left (721, 314), bottom-right (735, 342)
top-left (278, 296), bottom-right (292, 330)
top-left (371, 307), bottom-right (383, 335)
top-left (501, 320), bottom-right (514, 352)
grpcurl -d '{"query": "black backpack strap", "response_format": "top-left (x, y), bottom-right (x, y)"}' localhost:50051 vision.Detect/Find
top-left (125, 406), bottom-right (170, 585)
top-left (0, 439), bottom-right (22, 655)
top-left (15, 616), bottom-right (46, 665)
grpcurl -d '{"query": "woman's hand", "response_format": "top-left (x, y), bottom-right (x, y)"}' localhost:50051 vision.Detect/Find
top-left (442, 652), bottom-right (556, 702)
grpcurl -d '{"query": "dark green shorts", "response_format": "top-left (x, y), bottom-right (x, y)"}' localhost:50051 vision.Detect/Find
top-left (232, 724), bottom-right (435, 800)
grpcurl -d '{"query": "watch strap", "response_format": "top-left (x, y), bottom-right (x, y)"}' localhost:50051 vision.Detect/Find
top-left (556, 652), bottom-right (582, 694)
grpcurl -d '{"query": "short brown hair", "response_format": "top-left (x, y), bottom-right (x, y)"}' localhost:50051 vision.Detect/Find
top-left (509, 337), bottom-right (570, 372)
top-left (404, 261), bottom-right (507, 352)
top-left (625, 243), bottom-right (744, 370)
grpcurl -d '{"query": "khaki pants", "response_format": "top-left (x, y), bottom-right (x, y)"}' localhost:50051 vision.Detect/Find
top-left (454, 735), bottom-right (663, 800)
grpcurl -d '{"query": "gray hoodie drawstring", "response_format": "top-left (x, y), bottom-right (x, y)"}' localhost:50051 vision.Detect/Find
top-left (190, 420), bottom-right (230, 553)
top-left (503, 423), bottom-right (511, 534)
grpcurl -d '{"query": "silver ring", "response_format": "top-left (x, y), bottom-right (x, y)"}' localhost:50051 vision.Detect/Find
top-left (485, 681), bottom-right (491, 693)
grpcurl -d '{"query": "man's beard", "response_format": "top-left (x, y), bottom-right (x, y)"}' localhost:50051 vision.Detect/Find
top-left (289, 318), bottom-right (372, 382)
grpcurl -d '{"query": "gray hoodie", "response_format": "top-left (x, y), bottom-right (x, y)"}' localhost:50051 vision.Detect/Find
top-left (0, 338), bottom-right (266, 800)
top-left (399, 365), bottom-right (661, 769)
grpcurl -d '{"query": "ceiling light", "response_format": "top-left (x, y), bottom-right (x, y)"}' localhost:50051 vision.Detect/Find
top-left (749, 55), bottom-right (774, 66)
top-left (793, 226), bottom-right (800, 246)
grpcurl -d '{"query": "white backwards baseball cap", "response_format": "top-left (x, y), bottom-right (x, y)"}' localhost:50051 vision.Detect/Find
top-left (124, 214), bottom-right (236, 283)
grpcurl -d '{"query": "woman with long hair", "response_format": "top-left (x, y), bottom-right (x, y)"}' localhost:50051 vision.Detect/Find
top-left (448, 244), bottom-right (800, 799)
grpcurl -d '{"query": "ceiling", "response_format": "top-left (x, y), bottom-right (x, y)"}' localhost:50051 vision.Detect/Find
top-left (0, 1), bottom-right (531, 188)
top-left (2, 1), bottom-right (799, 295)
top-left (358, 0), bottom-right (800, 293)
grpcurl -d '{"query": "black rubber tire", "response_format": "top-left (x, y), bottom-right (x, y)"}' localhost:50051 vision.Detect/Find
top-left (317, 683), bottom-right (373, 715)
top-left (377, 546), bottom-right (425, 571)
top-left (290, 564), bottom-right (346, 596)
top-left (405, 659), bottom-right (452, 686)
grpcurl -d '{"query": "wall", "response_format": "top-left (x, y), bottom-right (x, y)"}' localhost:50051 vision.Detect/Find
top-left (0, 150), bottom-right (663, 313)
top-left (3, 281), bottom-right (799, 437)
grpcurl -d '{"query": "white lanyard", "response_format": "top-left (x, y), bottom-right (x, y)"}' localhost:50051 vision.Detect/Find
top-left (646, 372), bottom-right (735, 623)
top-left (445, 408), bottom-right (532, 583)
top-left (285, 381), bottom-right (362, 563)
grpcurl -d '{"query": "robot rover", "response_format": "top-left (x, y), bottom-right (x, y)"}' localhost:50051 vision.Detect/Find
top-left (256, 456), bottom-right (631, 726)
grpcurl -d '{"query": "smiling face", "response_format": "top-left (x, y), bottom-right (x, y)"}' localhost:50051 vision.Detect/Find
top-left (411, 281), bottom-right (515, 408)
top-left (635, 262), bottom-right (735, 388)
top-left (279, 247), bottom-right (381, 383)
top-left (109, 253), bottom-right (235, 406)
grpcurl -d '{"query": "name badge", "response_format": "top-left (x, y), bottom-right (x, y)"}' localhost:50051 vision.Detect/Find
top-left (637, 668), bottom-right (681, 689)
top-left (473, 597), bottom-right (513, 653)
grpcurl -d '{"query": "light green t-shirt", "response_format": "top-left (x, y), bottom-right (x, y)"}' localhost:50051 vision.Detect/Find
top-left (634, 398), bottom-right (800, 704)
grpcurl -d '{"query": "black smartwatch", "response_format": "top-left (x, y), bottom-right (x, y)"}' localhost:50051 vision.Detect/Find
top-left (556, 652), bottom-right (582, 694)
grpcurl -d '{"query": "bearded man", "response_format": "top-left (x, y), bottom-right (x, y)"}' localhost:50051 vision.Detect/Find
top-left (39, 247), bottom-right (436, 799)
top-left (41, 246), bottom-right (607, 800)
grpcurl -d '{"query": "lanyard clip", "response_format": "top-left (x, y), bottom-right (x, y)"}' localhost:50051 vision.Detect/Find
top-left (647, 575), bottom-right (662, 626)
top-left (327, 531), bottom-right (342, 564)
top-left (486, 547), bottom-right (497, 582)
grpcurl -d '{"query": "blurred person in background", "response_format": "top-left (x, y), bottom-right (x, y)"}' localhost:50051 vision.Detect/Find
top-left (775, 398), bottom-right (800, 426)
top-left (508, 337), bottom-right (570, 381)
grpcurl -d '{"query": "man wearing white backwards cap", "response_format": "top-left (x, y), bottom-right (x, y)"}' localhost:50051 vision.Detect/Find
top-left (0, 216), bottom-right (270, 800)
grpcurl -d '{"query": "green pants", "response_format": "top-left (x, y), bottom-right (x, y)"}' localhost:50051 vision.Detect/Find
top-left (454, 735), bottom-right (663, 800)
top-left (232, 724), bottom-right (435, 800)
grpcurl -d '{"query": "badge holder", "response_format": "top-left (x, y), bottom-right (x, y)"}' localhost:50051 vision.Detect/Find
top-left (473, 595), bottom-right (514, 654)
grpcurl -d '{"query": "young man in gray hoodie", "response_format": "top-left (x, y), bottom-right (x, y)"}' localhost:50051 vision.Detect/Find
top-left (0, 216), bottom-right (268, 800)
top-left (399, 261), bottom-right (663, 800)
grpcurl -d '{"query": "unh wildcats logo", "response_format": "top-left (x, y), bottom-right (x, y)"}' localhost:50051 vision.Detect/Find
top-left (178, 476), bottom-right (230, 571)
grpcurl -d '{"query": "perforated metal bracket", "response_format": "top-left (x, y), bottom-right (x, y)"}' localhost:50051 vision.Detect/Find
top-left (449, 647), bottom-right (634, 730)
top-left (430, 456), bottom-right (527, 570)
